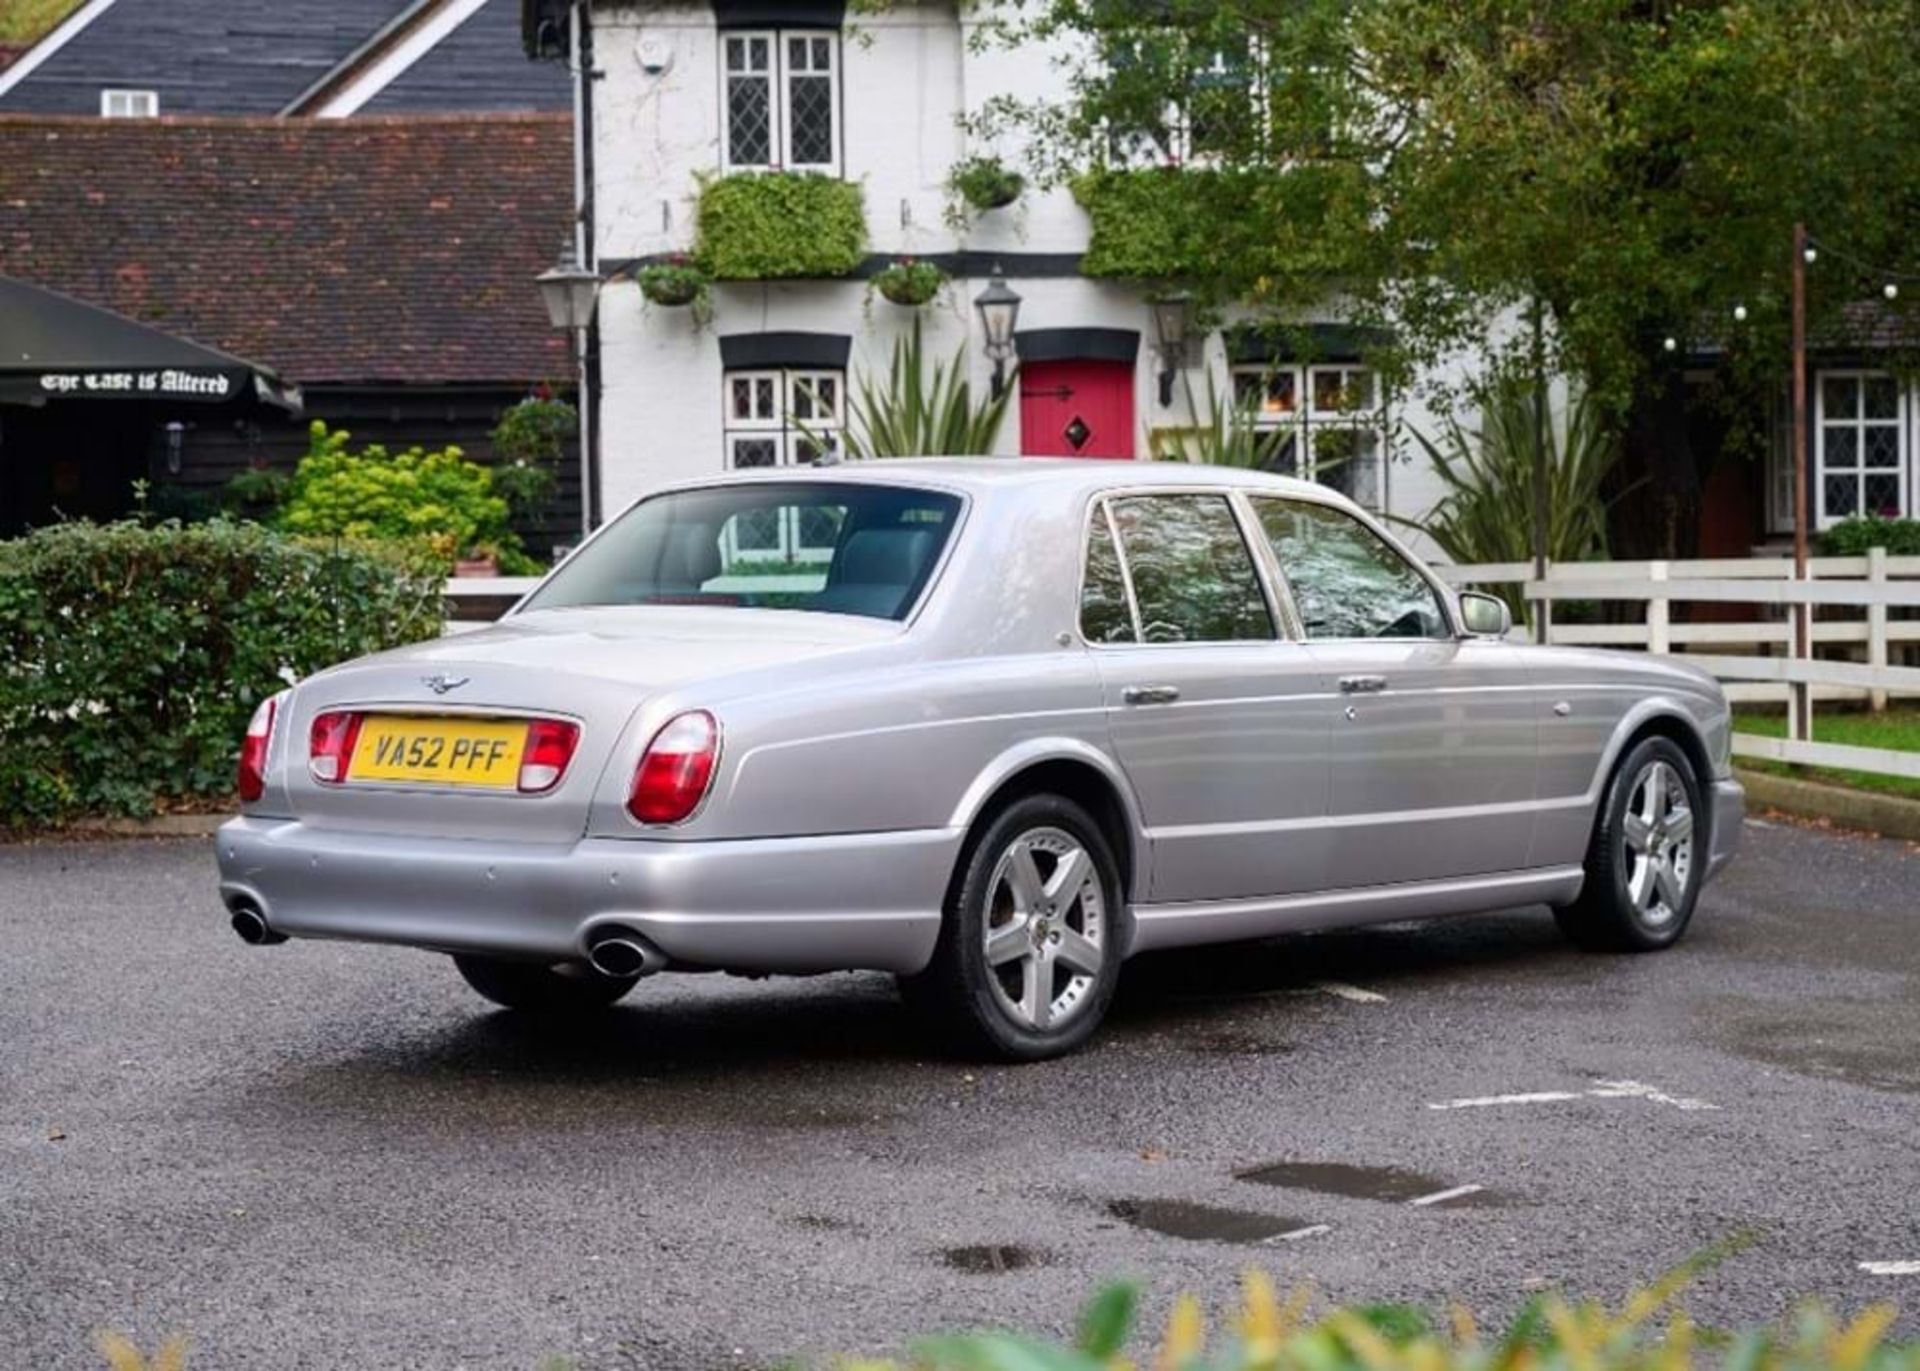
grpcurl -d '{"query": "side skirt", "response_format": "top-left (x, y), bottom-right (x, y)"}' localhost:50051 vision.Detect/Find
top-left (1128, 867), bottom-right (1587, 955)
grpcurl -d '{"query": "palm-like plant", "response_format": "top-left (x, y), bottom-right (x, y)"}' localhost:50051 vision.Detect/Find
top-left (834, 319), bottom-right (1014, 458)
top-left (1397, 372), bottom-right (1632, 611)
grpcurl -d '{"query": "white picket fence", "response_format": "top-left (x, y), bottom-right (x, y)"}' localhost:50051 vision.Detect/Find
top-left (1432, 552), bottom-right (1920, 782)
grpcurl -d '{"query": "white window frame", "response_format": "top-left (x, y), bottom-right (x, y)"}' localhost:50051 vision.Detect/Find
top-left (720, 30), bottom-right (841, 176)
top-left (100, 88), bottom-right (158, 118)
top-left (721, 367), bottom-right (846, 562)
top-left (1815, 369), bottom-right (1909, 528)
top-left (1230, 362), bottom-right (1388, 512)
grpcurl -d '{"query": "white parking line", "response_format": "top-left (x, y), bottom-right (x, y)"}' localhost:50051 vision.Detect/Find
top-left (1428, 1092), bottom-right (1584, 1110)
top-left (1860, 1261), bottom-right (1920, 1276)
top-left (1262, 1223), bottom-right (1333, 1244)
top-left (1588, 1079), bottom-right (1719, 1111)
top-left (1428, 1080), bottom-right (1718, 1112)
top-left (1408, 1183), bottom-right (1485, 1207)
top-left (1315, 981), bottom-right (1388, 1004)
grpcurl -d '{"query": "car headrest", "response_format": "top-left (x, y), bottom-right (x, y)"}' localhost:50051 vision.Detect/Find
top-left (659, 524), bottom-right (722, 589)
top-left (833, 526), bottom-right (936, 586)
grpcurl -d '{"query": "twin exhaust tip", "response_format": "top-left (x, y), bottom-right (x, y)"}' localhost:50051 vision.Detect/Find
top-left (585, 929), bottom-right (666, 980)
top-left (229, 901), bottom-right (287, 946)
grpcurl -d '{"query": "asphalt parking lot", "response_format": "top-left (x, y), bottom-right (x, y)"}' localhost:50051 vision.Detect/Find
top-left (3, 816), bottom-right (1917, 1369)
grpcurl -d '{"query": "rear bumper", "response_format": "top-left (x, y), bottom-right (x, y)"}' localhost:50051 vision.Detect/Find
top-left (215, 817), bottom-right (959, 974)
top-left (1706, 777), bottom-right (1744, 881)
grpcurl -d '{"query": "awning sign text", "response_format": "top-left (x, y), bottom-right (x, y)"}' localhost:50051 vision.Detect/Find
top-left (38, 369), bottom-right (233, 398)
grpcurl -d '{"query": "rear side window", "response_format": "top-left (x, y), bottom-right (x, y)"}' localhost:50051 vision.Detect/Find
top-left (1254, 497), bottom-right (1450, 639)
top-left (1100, 494), bottom-right (1275, 643)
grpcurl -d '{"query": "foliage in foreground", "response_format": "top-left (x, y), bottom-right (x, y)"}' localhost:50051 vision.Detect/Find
top-left (832, 318), bottom-right (1015, 459)
top-left (0, 519), bottom-right (443, 828)
top-left (848, 1271), bottom-right (1915, 1371)
top-left (1399, 372), bottom-right (1628, 615)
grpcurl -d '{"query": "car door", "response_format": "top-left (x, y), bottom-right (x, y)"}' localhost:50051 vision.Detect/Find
top-left (1247, 496), bottom-right (1538, 887)
top-left (1082, 491), bottom-right (1330, 903)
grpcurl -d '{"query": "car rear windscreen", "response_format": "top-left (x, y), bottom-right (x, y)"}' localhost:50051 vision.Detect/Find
top-left (520, 482), bottom-right (964, 621)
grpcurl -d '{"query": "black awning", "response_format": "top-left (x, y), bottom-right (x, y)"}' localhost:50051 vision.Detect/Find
top-left (0, 276), bottom-right (301, 414)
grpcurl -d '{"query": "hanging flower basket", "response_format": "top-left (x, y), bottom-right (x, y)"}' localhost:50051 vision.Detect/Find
top-left (950, 157), bottom-right (1025, 212)
top-left (638, 257), bottom-right (709, 308)
top-left (873, 257), bottom-right (947, 307)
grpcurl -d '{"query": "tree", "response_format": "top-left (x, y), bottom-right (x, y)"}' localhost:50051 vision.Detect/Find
top-left (970, 0), bottom-right (1920, 555)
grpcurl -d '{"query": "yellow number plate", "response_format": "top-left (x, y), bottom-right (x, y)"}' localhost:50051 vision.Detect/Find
top-left (352, 716), bottom-right (527, 789)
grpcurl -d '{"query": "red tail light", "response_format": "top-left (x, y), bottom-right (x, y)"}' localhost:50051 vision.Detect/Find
top-left (627, 710), bottom-right (719, 825)
top-left (309, 711), bottom-right (363, 784)
top-left (517, 719), bottom-right (580, 793)
top-left (237, 694), bottom-right (280, 802)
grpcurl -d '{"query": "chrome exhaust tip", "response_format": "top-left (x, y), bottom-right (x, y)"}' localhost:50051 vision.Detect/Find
top-left (585, 929), bottom-right (664, 979)
top-left (229, 901), bottom-right (286, 946)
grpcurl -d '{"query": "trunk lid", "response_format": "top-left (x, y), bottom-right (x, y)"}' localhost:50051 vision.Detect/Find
top-left (281, 607), bottom-right (897, 843)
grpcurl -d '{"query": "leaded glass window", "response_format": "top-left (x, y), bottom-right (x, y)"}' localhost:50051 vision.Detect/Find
top-left (1817, 371), bottom-right (1908, 525)
top-left (721, 29), bottom-right (840, 174)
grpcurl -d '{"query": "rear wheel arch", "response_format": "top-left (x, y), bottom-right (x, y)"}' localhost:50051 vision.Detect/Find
top-left (950, 754), bottom-right (1139, 909)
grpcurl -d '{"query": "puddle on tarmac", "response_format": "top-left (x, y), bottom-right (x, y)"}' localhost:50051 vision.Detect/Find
top-left (942, 1244), bottom-right (1046, 1274)
top-left (1235, 1161), bottom-right (1499, 1207)
top-left (1107, 1198), bottom-right (1311, 1244)
top-left (1184, 1029), bottom-right (1295, 1057)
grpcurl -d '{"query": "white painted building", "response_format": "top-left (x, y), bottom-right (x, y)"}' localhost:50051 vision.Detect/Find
top-left (542, 0), bottom-right (1460, 541)
top-left (540, 0), bottom-right (1915, 556)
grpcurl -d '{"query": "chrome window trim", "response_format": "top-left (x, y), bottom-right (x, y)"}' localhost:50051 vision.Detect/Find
top-left (1075, 484), bottom-right (1283, 650)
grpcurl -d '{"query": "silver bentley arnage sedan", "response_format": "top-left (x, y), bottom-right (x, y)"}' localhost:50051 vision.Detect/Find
top-left (218, 460), bottom-right (1742, 1059)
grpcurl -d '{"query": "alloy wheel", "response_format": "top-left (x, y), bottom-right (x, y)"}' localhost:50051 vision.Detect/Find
top-left (981, 826), bottom-right (1107, 1031)
top-left (1620, 759), bottom-right (1695, 927)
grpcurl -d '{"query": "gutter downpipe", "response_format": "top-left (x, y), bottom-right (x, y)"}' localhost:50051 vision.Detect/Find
top-left (571, 0), bottom-right (601, 536)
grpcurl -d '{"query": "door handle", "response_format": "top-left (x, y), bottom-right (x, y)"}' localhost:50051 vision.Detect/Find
top-left (1121, 684), bottom-right (1181, 706)
top-left (1338, 675), bottom-right (1389, 694)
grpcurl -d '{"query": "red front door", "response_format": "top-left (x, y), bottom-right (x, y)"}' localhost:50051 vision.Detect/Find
top-left (1019, 359), bottom-right (1135, 459)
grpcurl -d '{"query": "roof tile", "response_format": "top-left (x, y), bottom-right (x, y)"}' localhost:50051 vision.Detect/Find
top-left (0, 112), bottom-right (575, 386)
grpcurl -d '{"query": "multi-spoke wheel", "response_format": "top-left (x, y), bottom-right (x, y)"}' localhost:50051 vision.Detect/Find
top-left (1555, 736), bottom-right (1705, 952)
top-left (900, 793), bottom-right (1125, 1060)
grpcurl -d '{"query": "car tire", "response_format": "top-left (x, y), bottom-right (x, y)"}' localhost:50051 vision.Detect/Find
top-left (899, 793), bottom-right (1127, 1062)
top-left (452, 955), bottom-right (639, 1012)
top-left (1554, 736), bottom-right (1705, 953)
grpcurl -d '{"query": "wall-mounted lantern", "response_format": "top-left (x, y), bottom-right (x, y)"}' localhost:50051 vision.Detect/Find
top-left (973, 266), bottom-right (1022, 400)
top-left (1150, 291), bottom-right (1196, 407)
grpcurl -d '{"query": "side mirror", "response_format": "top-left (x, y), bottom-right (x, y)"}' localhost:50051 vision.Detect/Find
top-left (1459, 590), bottom-right (1513, 639)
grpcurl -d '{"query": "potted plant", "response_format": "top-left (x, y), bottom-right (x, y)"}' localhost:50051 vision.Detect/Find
top-left (872, 257), bottom-right (947, 307)
top-left (454, 542), bottom-right (502, 578)
top-left (637, 254), bottom-right (710, 308)
top-left (949, 156), bottom-right (1025, 212)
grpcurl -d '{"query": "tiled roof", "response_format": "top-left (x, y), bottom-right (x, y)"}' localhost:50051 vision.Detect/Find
top-left (0, 113), bottom-right (575, 385)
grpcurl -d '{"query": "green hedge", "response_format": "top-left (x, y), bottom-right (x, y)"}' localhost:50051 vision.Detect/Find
top-left (1071, 165), bottom-right (1371, 284)
top-left (1819, 516), bottom-right (1920, 556)
top-left (695, 171), bottom-right (867, 279)
top-left (0, 520), bottom-right (443, 828)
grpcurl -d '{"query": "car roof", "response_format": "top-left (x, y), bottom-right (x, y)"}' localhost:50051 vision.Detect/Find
top-left (654, 457), bottom-right (1351, 506)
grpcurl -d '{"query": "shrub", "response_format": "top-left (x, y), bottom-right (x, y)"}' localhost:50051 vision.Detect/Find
top-left (829, 318), bottom-right (1013, 458)
top-left (0, 519), bottom-right (443, 828)
top-left (488, 394), bottom-right (576, 526)
top-left (276, 421), bottom-right (538, 573)
top-left (695, 171), bottom-right (867, 279)
top-left (1820, 516), bottom-right (1920, 556)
